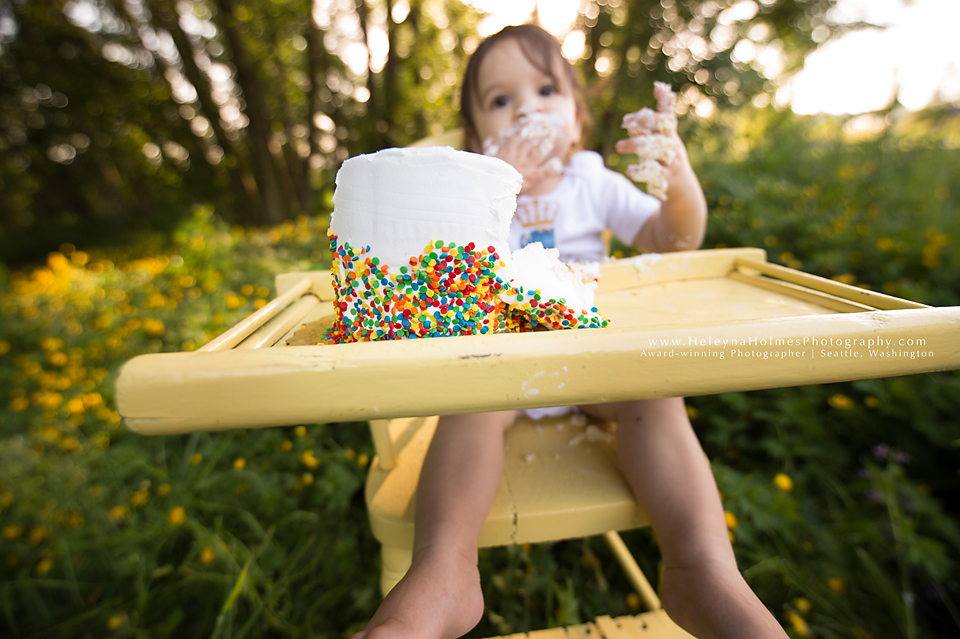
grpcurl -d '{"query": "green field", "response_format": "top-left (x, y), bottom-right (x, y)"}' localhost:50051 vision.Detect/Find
top-left (1, 108), bottom-right (959, 639)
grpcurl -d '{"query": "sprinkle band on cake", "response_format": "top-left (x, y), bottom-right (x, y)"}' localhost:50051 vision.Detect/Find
top-left (325, 147), bottom-right (609, 345)
top-left (326, 233), bottom-right (607, 343)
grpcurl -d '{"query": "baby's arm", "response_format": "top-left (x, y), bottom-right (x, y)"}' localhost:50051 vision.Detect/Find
top-left (629, 139), bottom-right (707, 253)
top-left (618, 84), bottom-right (707, 253)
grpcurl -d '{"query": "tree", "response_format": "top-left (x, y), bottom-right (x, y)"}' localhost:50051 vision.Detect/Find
top-left (570, 0), bottom-right (840, 155)
top-left (1, 0), bottom-right (846, 264)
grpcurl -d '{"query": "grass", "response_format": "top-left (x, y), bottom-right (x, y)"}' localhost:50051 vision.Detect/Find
top-left (1, 107), bottom-right (959, 639)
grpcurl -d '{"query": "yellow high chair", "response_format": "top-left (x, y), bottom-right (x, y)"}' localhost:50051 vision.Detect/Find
top-left (118, 242), bottom-right (960, 639)
top-left (118, 125), bottom-right (960, 639)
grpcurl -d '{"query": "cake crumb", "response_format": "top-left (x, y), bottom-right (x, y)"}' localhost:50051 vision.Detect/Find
top-left (569, 425), bottom-right (613, 446)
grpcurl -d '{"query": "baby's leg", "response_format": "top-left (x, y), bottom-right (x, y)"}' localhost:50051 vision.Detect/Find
top-left (353, 410), bottom-right (516, 639)
top-left (582, 398), bottom-right (787, 639)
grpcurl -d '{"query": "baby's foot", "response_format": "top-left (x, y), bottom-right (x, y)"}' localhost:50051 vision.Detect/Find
top-left (659, 558), bottom-right (789, 639)
top-left (352, 546), bottom-right (485, 639)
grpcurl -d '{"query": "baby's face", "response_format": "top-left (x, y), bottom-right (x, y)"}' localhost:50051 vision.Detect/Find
top-left (471, 38), bottom-right (581, 161)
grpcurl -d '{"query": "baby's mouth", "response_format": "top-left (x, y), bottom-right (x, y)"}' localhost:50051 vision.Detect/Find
top-left (483, 111), bottom-right (568, 159)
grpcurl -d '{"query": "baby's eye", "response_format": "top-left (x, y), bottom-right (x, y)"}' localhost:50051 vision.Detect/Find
top-left (491, 95), bottom-right (510, 109)
top-left (539, 85), bottom-right (557, 97)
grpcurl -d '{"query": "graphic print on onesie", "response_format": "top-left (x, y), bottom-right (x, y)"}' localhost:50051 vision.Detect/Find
top-left (516, 198), bottom-right (560, 249)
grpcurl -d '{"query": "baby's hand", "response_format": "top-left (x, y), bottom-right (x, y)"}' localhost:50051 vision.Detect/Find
top-left (618, 82), bottom-right (681, 201)
top-left (484, 134), bottom-right (563, 196)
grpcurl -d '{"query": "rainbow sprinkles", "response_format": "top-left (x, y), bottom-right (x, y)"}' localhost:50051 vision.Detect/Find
top-left (324, 147), bottom-right (609, 345)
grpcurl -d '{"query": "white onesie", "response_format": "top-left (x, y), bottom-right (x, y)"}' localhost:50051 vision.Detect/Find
top-left (508, 150), bottom-right (660, 260)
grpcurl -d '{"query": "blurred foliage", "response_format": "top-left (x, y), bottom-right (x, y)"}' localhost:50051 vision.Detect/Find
top-left (2, 0), bottom-right (960, 636)
top-left (0, 0), bottom-right (843, 264)
top-left (2, 106), bottom-right (960, 638)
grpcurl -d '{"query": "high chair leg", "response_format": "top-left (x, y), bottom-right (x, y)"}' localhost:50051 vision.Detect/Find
top-left (603, 531), bottom-right (661, 611)
top-left (380, 544), bottom-right (413, 596)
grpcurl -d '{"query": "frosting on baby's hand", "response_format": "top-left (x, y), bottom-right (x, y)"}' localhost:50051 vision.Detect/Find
top-left (621, 82), bottom-right (679, 201)
top-left (483, 110), bottom-right (567, 160)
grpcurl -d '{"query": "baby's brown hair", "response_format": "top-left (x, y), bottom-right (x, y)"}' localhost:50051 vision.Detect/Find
top-left (460, 24), bottom-right (592, 152)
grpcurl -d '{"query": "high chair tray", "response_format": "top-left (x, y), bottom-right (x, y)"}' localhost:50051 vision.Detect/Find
top-left (117, 247), bottom-right (960, 435)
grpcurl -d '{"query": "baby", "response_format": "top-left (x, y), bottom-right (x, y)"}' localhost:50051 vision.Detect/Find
top-left (353, 24), bottom-right (789, 639)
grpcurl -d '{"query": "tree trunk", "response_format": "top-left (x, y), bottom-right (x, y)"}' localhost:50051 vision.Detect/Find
top-left (146, 0), bottom-right (258, 221)
top-left (215, 0), bottom-right (285, 224)
top-left (305, 10), bottom-right (324, 213)
top-left (408, 0), bottom-right (427, 140)
top-left (382, 0), bottom-right (398, 145)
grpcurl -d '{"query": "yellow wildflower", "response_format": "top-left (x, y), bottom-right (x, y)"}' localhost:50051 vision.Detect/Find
top-left (864, 396), bottom-right (880, 408)
top-left (281, 440), bottom-right (293, 452)
top-left (168, 506), bottom-right (186, 526)
top-left (345, 448), bottom-right (356, 460)
top-left (786, 611), bottom-right (810, 636)
top-left (686, 405), bottom-right (700, 419)
top-left (2, 525), bottom-right (22, 540)
top-left (40, 337), bottom-right (64, 352)
top-left (200, 546), bottom-right (216, 564)
top-left (301, 450), bottom-right (320, 469)
top-left (828, 577), bottom-right (846, 593)
top-left (724, 511), bottom-right (738, 529)
top-left (62, 511), bottom-right (85, 529)
top-left (828, 394), bottom-right (855, 410)
top-left (48, 352), bottom-right (68, 367)
top-left (728, 530), bottom-right (735, 543)
top-left (774, 473), bottom-right (794, 492)
top-left (241, 284), bottom-right (254, 296)
top-left (156, 483), bottom-right (172, 497)
top-left (190, 453), bottom-right (203, 465)
top-left (625, 592), bottom-right (640, 610)
top-left (793, 597), bottom-right (811, 614)
top-left (142, 318), bottom-right (165, 336)
top-left (233, 457), bottom-right (246, 470)
top-left (59, 436), bottom-right (80, 453)
top-left (83, 392), bottom-right (104, 408)
top-left (66, 397), bottom-right (85, 413)
top-left (294, 426), bottom-right (306, 437)
top-left (9, 397), bottom-right (29, 411)
top-left (357, 452), bottom-right (370, 467)
top-left (129, 489), bottom-right (149, 508)
top-left (0, 340), bottom-right (10, 356)
top-left (302, 472), bottom-right (315, 486)
top-left (107, 614), bottom-right (126, 630)
top-left (29, 526), bottom-right (50, 545)
top-left (35, 558), bottom-right (54, 576)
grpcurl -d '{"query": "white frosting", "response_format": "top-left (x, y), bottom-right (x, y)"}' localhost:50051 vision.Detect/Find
top-left (331, 147), bottom-right (521, 271)
top-left (482, 110), bottom-right (567, 161)
top-left (508, 243), bottom-right (599, 316)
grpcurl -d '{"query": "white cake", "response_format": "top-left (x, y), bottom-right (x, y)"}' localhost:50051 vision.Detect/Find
top-left (326, 146), bottom-right (607, 343)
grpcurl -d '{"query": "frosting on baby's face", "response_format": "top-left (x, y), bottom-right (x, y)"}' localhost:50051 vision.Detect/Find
top-left (482, 109), bottom-right (567, 159)
top-left (472, 38), bottom-right (581, 165)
